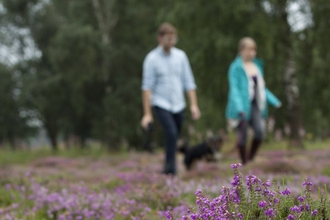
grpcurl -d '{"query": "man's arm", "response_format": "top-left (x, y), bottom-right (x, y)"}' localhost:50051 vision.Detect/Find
top-left (141, 54), bottom-right (155, 129)
top-left (187, 90), bottom-right (200, 120)
top-left (141, 90), bottom-right (153, 129)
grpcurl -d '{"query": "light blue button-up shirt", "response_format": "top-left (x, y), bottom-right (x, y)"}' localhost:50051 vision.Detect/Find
top-left (142, 46), bottom-right (197, 113)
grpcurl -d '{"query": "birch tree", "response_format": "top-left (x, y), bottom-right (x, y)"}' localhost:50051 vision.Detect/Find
top-left (91, 0), bottom-right (117, 92)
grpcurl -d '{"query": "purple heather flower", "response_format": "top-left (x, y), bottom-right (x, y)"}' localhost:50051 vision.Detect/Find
top-left (262, 189), bottom-right (275, 197)
top-left (297, 195), bottom-right (306, 203)
top-left (312, 209), bottom-right (318, 216)
top-left (263, 180), bottom-right (271, 187)
top-left (255, 187), bottom-right (262, 192)
top-left (281, 188), bottom-right (291, 195)
top-left (263, 189), bottom-right (270, 196)
top-left (305, 204), bottom-right (309, 211)
top-left (237, 212), bottom-right (243, 220)
top-left (264, 208), bottom-right (274, 217)
top-left (274, 198), bottom-right (279, 204)
top-left (287, 214), bottom-right (295, 220)
top-left (258, 201), bottom-right (267, 208)
top-left (302, 180), bottom-right (313, 187)
top-left (246, 175), bottom-right (259, 183)
top-left (269, 192), bottom-right (275, 197)
top-left (231, 175), bottom-right (240, 187)
top-left (231, 190), bottom-right (241, 203)
top-left (165, 211), bottom-right (172, 220)
top-left (195, 189), bottom-right (202, 196)
top-left (190, 214), bottom-right (198, 220)
top-left (290, 205), bottom-right (300, 213)
top-left (230, 163), bottom-right (242, 170)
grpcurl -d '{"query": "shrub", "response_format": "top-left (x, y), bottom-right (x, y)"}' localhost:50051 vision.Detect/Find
top-left (167, 164), bottom-right (330, 220)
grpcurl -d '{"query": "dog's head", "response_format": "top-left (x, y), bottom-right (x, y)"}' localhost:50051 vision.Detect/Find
top-left (206, 135), bottom-right (223, 152)
top-left (205, 135), bottom-right (223, 161)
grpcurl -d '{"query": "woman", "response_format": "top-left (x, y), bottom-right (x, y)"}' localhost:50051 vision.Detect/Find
top-left (226, 37), bottom-right (281, 164)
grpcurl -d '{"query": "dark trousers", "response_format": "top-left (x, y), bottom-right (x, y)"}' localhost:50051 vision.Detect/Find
top-left (236, 101), bottom-right (264, 164)
top-left (237, 101), bottom-right (264, 146)
top-left (153, 106), bottom-right (184, 175)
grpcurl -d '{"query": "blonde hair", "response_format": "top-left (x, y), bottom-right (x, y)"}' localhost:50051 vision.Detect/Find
top-left (238, 37), bottom-right (257, 52)
top-left (157, 22), bottom-right (177, 36)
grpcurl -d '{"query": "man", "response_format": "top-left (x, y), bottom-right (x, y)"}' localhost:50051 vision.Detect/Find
top-left (141, 22), bottom-right (200, 175)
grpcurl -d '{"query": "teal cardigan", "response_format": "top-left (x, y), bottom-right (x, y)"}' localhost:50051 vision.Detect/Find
top-left (225, 56), bottom-right (281, 120)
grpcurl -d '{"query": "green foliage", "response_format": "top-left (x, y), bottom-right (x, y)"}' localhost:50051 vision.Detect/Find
top-left (1, 0), bottom-right (330, 149)
top-left (0, 64), bottom-right (36, 146)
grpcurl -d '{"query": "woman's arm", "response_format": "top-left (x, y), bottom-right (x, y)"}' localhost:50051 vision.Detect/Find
top-left (265, 88), bottom-right (281, 108)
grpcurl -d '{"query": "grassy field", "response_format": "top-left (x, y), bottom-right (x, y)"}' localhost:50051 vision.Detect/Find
top-left (0, 138), bottom-right (330, 219)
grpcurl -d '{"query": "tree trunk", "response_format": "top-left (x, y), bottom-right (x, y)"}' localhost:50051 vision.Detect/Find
top-left (91, 0), bottom-right (117, 90)
top-left (279, 0), bottom-right (304, 148)
top-left (284, 52), bottom-right (304, 148)
top-left (44, 121), bottom-right (58, 151)
top-left (91, 0), bottom-right (118, 149)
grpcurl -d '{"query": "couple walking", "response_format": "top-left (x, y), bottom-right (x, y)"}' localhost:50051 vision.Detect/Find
top-left (141, 23), bottom-right (281, 175)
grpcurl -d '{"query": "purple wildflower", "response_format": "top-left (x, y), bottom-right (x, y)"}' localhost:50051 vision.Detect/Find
top-left (230, 163), bottom-right (242, 170)
top-left (281, 188), bottom-right (291, 195)
top-left (165, 211), bottom-right (172, 220)
top-left (258, 201), bottom-right (267, 208)
top-left (255, 187), bottom-right (262, 192)
top-left (287, 214), bottom-right (295, 220)
top-left (302, 180), bottom-right (313, 187)
top-left (263, 180), bottom-right (271, 187)
top-left (297, 195), bottom-right (306, 203)
top-left (311, 209), bottom-right (318, 216)
top-left (231, 175), bottom-right (240, 187)
top-left (305, 204), bottom-right (309, 211)
top-left (190, 214), bottom-right (198, 220)
top-left (290, 205), bottom-right (301, 213)
top-left (264, 208), bottom-right (274, 217)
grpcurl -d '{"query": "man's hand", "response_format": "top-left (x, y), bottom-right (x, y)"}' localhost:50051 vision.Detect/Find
top-left (187, 90), bottom-right (200, 120)
top-left (141, 90), bottom-right (153, 130)
top-left (141, 114), bottom-right (154, 130)
top-left (190, 105), bottom-right (200, 120)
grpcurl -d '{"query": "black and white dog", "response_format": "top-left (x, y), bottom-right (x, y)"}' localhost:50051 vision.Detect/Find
top-left (178, 136), bottom-right (223, 170)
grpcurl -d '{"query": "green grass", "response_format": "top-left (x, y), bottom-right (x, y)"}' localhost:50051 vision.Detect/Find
top-left (0, 137), bottom-right (329, 167)
top-left (321, 167), bottom-right (330, 177)
top-left (0, 145), bottom-right (122, 166)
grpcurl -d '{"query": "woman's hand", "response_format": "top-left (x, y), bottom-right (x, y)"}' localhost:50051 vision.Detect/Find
top-left (239, 112), bottom-right (245, 119)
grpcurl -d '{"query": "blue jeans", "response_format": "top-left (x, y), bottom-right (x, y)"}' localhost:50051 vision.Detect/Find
top-left (153, 106), bottom-right (184, 175)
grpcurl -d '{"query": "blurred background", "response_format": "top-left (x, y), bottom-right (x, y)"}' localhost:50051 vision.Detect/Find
top-left (0, 0), bottom-right (328, 151)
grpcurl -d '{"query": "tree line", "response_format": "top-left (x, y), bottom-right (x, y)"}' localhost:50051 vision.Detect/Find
top-left (0, 0), bottom-right (329, 150)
